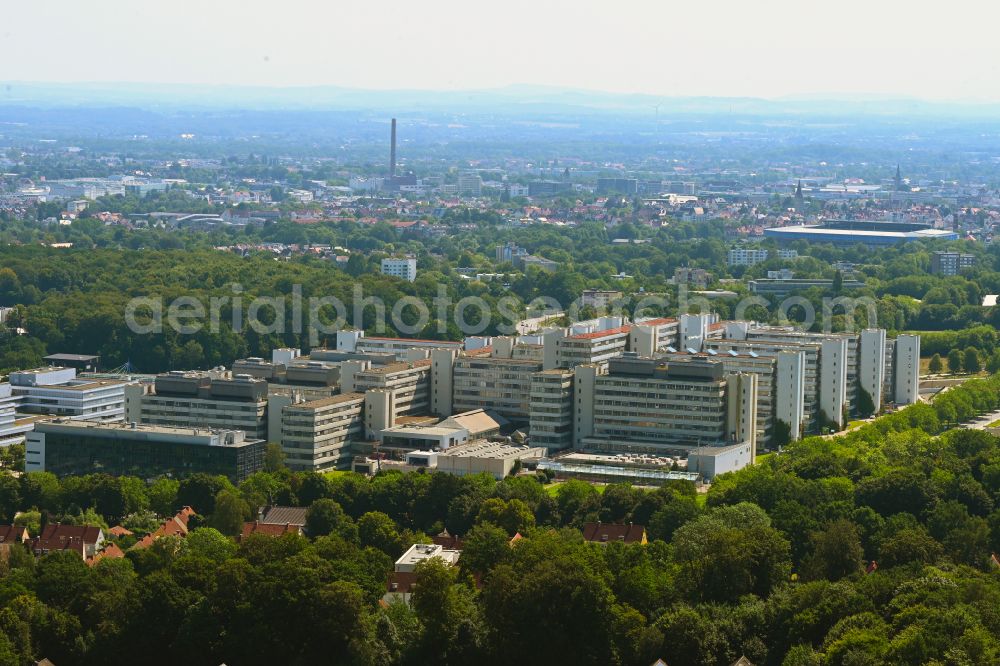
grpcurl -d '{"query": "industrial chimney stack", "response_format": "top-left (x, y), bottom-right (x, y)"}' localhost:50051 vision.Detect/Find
top-left (389, 118), bottom-right (397, 179)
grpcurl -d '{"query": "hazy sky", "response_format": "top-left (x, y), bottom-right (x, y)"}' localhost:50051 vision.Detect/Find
top-left (4, 0), bottom-right (1000, 100)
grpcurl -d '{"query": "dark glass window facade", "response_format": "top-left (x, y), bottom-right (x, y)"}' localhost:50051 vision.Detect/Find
top-left (41, 431), bottom-right (264, 483)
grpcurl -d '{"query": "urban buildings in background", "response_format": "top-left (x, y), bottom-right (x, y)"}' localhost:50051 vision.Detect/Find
top-left (0, 113), bottom-right (971, 489)
top-left (930, 250), bottom-right (976, 275)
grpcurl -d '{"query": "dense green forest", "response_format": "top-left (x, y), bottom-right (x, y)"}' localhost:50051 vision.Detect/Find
top-left (0, 375), bottom-right (999, 664)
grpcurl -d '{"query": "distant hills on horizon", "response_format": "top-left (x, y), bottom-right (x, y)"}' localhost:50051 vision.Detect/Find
top-left (2, 81), bottom-right (1000, 118)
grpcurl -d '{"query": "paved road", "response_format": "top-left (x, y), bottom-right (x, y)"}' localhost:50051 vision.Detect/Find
top-left (515, 312), bottom-right (564, 335)
top-left (963, 409), bottom-right (1000, 430)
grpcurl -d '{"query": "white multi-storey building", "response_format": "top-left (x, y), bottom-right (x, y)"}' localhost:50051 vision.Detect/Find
top-left (660, 348), bottom-right (792, 447)
top-left (442, 338), bottom-right (544, 422)
top-left (279, 393), bottom-right (365, 472)
top-left (573, 356), bottom-right (758, 454)
top-left (457, 173), bottom-right (483, 196)
top-left (0, 384), bottom-right (35, 446)
top-left (380, 258), bottom-right (418, 282)
top-left (334, 330), bottom-right (463, 360)
top-left (580, 290), bottom-right (624, 310)
top-left (342, 360), bottom-right (432, 437)
top-left (727, 247), bottom-right (770, 266)
top-left (775, 351), bottom-right (807, 441)
top-left (556, 325), bottom-right (631, 369)
top-left (628, 317), bottom-right (679, 356)
top-left (529, 369), bottom-right (575, 451)
top-left (893, 334), bottom-right (921, 406)
top-left (819, 338), bottom-right (849, 428)
top-left (713, 323), bottom-right (919, 432)
top-left (705, 338), bottom-right (821, 436)
top-left (127, 371), bottom-right (268, 440)
top-left (10, 367), bottom-right (127, 423)
top-left (678, 313), bottom-right (721, 352)
top-left (859, 328), bottom-right (887, 413)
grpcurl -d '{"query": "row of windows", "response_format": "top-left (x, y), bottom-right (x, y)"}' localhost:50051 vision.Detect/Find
top-left (143, 401), bottom-right (262, 412)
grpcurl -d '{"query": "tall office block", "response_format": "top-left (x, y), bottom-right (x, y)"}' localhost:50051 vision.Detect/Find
top-left (430, 348), bottom-right (458, 417)
top-left (819, 338), bottom-right (849, 429)
top-left (775, 351), bottom-right (806, 442)
top-left (859, 328), bottom-right (887, 413)
top-left (893, 334), bottom-right (921, 405)
top-left (726, 372), bottom-right (758, 460)
top-left (280, 393), bottom-right (365, 471)
top-left (572, 364), bottom-right (600, 447)
top-left (529, 369), bottom-right (575, 451)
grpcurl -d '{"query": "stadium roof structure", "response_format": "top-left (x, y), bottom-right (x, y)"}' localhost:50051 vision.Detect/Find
top-left (764, 220), bottom-right (957, 246)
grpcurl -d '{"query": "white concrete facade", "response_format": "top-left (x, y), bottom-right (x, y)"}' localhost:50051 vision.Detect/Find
top-left (280, 393), bottom-right (365, 472)
top-left (775, 351), bottom-right (806, 441)
top-left (380, 258), bottom-right (417, 282)
top-left (529, 369), bottom-right (575, 451)
top-left (10, 367), bottom-right (127, 423)
top-left (893, 334), bottom-right (921, 405)
top-left (819, 338), bottom-right (849, 429)
top-left (859, 328), bottom-right (887, 413)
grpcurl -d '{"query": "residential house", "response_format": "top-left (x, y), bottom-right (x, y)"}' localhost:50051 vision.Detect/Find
top-left (0, 524), bottom-right (29, 544)
top-left (31, 524), bottom-right (105, 558)
top-left (131, 506), bottom-right (196, 550)
top-left (257, 505), bottom-right (308, 531)
top-left (582, 522), bottom-right (647, 545)
top-left (240, 521), bottom-right (303, 539)
top-left (384, 543), bottom-right (462, 605)
top-left (87, 542), bottom-right (125, 566)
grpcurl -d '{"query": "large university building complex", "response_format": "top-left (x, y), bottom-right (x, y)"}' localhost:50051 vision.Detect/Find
top-left (14, 315), bottom-right (922, 480)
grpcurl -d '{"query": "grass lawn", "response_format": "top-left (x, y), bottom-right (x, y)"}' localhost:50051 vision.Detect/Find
top-left (988, 419), bottom-right (1000, 428)
top-left (695, 493), bottom-right (708, 508)
top-left (544, 482), bottom-right (563, 497)
top-left (324, 470), bottom-right (353, 479)
top-left (920, 356), bottom-right (988, 378)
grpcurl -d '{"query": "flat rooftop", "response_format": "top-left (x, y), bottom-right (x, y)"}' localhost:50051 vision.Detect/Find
top-left (689, 442), bottom-right (752, 457)
top-left (559, 451), bottom-right (679, 466)
top-left (36, 419), bottom-right (259, 445)
top-left (458, 355), bottom-right (541, 365)
top-left (566, 325), bottom-right (632, 341)
top-left (395, 415), bottom-right (438, 426)
top-left (12, 372), bottom-right (128, 391)
top-left (538, 459), bottom-right (700, 484)
top-left (42, 379), bottom-right (127, 391)
top-left (383, 425), bottom-right (462, 437)
top-left (361, 336), bottom-right (462, 345)
top-left (396, 543), bottom-right (460, 567)
top-left (438, 440), bottom-right (545, 460)
top-left (43, 353), bottom-right (99, 362)
top-left (287, 392), bottom-right (365, 410)
top-left (764, 222), bottom-right (957, 244)
top-left (359, 360), bottom-right (432, 375)
top-left (661, 348), bottom-right (773, 361)
top-left (634, 317), bottom-right (677, 326)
